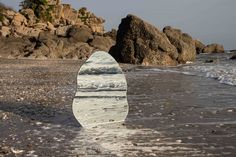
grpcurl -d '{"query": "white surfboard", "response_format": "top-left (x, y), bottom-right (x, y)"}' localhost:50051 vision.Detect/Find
top-left (72, 51), bottom-right (129, 128)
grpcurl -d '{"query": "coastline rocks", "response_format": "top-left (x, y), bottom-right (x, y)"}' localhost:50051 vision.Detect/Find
top-left (202, 44), bottom-right (224, 53)
top-left (109, 14), bottom-right (178, 66)
top-left (163, 26), bottom-right (196, 63)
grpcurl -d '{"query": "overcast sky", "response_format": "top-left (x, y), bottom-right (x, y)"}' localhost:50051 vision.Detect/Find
top-left (1, 0), bottom-right (236, 50)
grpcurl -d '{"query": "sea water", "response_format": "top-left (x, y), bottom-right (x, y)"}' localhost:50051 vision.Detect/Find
top-left (146, 53), bottom-right (236, 86)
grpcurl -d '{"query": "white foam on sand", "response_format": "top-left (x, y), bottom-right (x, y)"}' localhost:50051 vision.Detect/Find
top-left (147, 64), bottom-right (236, 86)
top-left (70, 123), bottom-right (206, 156)
top-left (182, 65), bottom-right (236, 86)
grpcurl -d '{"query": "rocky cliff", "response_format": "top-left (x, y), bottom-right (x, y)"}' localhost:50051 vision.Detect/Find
top-left (0, 0), bottom-right (105, 38)
top-left (0, 1), bottom-right (225, 65)
top-left (0, 1), bottom-right (115, 59)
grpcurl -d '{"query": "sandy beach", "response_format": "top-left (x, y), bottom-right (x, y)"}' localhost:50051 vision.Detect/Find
top-left (0, 58), bottom-right (235, 156)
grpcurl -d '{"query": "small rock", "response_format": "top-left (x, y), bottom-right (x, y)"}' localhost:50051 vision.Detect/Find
top-left (10, 147), bottom-right (24, 154)
top-left (176, 140), bottom-right (182, 143)
top-left (230, 55), bottom-right (236, 60)
top-left (205, 59), bottom-right (215, 63)
top-left (227, 109), bottom-right (233, 113)
top-left (202, 43), bottom-right (224, 53)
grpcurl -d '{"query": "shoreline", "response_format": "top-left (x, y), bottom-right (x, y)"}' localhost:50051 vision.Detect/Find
top-left (0, 59), bottom-right (235, 156)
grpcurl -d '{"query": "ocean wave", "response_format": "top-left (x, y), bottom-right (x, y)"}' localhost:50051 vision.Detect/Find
top-left (146, 64), bottom-right (236, 86)
top-left (182, 65), bottom-right (236, 86)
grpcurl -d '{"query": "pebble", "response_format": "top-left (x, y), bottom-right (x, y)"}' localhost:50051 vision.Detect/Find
top-left (10, 147), bottom-right (24, 154)
top-left (176, 140), bottom-right (182, 143)
top-left (227, 109), bottom-right (233, 113)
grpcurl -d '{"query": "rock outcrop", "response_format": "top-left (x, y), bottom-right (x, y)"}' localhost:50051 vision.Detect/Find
top-left (0, 1), bottom-right (115, 60)
top-left (109, 14), bottom-right (198, 65)
top-left (0, 0), bottom-right (105, 38)
top-left (202, 44), bottom-right (224, 53)
top-left (0, 1), bottom-right (226, 66)
top-left (163, 26), bottom-right (196, 63)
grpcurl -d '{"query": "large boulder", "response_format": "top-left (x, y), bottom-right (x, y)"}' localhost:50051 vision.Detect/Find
top-left (163, 26), bottom-right (196, 63)
top-left (109, 14), bottom-right (178, 66)
top-left (89, 35), bottom-right (115, 52)
top-left (67, 25), bottom-right (93, 43)
top-left (202, 44), bottom-right (224, 53)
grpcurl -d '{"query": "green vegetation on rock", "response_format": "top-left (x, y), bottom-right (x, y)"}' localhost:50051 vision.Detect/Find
top-left (78, 7), bottom-right (90, 23)
top-left (0, 6), bottom-right (3, 22)
top-left (20, 0), bottom-right (53, 22)
top-left (0, 2), bottom-right (11, 22)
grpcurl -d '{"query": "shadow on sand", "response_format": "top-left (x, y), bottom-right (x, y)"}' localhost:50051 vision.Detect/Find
top-left (0, 100), bottom-right (81, 128)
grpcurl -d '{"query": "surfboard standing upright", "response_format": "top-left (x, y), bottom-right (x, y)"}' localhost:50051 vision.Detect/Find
top-left (72, 51), bottom-right (129, 128)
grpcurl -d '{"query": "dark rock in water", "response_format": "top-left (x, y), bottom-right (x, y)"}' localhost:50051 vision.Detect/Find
top-left (230, 55), bottom-right (236, 60)
top-left (89, 35), bottom-right (115, 52)
top-left (194, 39), bottom-right (205, 54)
top-left (67, 25), bottom-right (93, 43)
top-left (109, 14), bottom-right (178, 66)
top-left (163, 26), bottom-right (196, 63)
top-left (205, 59), bottom-right (215, 63)
top-left (202, 44), bottom-right (224, 53)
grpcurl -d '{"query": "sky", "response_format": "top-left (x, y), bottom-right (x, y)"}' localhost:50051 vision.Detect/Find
top-left (1, 0), bottom-right (236, 50)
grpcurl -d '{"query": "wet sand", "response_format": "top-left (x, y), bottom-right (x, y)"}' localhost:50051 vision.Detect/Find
top-left (0, 59), bottom-right (236, 156)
